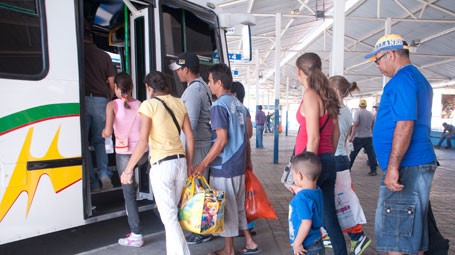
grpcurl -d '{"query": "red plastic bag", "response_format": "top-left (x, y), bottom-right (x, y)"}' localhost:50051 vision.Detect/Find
top-left (245, 170), bottom-right (278, 222)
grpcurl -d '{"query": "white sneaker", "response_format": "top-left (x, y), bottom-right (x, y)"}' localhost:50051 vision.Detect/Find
top-left (118, 233), bottom-right (144, 247)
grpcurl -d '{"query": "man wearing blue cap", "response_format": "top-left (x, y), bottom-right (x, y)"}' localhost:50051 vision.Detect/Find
top-left (366, 34), bottom-right (437, 255)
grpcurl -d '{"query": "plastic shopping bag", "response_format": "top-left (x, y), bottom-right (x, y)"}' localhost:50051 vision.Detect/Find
top-left (245, 170), bottom-right (278, 222)
top-left (178, 176), bottom-right (225, 235)
top-left (335, 170), bottom-right (367, 230)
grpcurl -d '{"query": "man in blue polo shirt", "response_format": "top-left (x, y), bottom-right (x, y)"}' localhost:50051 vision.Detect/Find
top-left (193, 64), bottom-right (260, 255)
top-left (365, 34), bottom-right (437, 255)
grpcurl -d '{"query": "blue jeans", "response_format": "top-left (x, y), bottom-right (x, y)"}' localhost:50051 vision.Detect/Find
top-left (318, 153), bottom-right (347, 255)
top-left (293, 238), bottom-right (325, 255)
top-left (375, 162), bottom-right (436, 255)
top-left (349, 137), bottom-right (377, 173)
top-left (256, 125), bottom-right (264, 148)
top-left (116, 152), bottom-right (149, 234)
top-left (85, 96), bottom-right (111, 189)
top-left (334, 155), bottom-right (364, 241)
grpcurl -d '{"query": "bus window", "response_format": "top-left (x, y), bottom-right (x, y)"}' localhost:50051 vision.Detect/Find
top-left (161, 3), bottom-right (220, 96)
top-left (0, 0), bottom-right (47, 79)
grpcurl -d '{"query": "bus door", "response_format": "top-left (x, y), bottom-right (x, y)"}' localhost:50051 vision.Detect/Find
top-left (125, 0), bottom-right (154, 201)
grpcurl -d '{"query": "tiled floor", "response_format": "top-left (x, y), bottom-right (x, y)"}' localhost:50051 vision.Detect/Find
top-left (80, 130), bottom-right (454, 255)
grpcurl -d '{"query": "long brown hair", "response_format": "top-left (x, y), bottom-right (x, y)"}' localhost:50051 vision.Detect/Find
top-left (296, 53), bottom-right (340, 118)
top-left (328, 75), bottom-right (359, 100)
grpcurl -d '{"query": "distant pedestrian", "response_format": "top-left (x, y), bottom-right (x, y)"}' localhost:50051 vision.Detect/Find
top-left (435, 122), bottom-right (454, 149)
top-left (255, 105), bottom-right (266, 148)
top-left (348, 99), bottom-right (378, 176)
top-left (288, 152), bottom-right (325, 255)
top-left (265, 112), bottom-right (272, 133)
top-left (366, 33), bottom-right (437, 255)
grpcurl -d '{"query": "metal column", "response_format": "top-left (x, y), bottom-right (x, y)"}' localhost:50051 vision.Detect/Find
top-left (273, 13), bottom-right (281, 164)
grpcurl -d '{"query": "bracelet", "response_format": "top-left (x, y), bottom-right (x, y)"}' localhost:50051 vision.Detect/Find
top-left (123, 172), bottom-right (133, 176)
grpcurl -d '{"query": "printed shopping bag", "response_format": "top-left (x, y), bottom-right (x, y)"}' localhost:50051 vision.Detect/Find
top-left (335, 169), bottom-right (367, 230)
top-left (245, 170), bottom-right (278, 222)
top-left (178, 176), bottom-right (225, 235)
top-left (115, 137), bottom-right (129, 153)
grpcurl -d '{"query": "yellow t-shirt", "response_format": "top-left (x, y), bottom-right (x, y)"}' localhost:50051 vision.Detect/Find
top-left (138, 95), bottom-right (187, 164)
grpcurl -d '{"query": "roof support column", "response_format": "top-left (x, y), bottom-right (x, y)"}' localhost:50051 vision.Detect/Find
top-left (330, 0), bottom-right (345, 76)
top-left (255, 48), bottom-right (260, 108)
top-left (273, 13), bottom-right (281, 164)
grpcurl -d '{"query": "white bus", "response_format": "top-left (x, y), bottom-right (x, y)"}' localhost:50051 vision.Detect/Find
top-left (0, 0), bottom-right (252, 244)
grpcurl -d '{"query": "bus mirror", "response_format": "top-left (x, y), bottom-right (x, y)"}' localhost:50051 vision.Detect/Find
top-left (242, 25), bottom-right (252, 62)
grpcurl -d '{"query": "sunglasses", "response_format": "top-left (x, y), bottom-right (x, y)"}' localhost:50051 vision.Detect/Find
top-left (374, 52), bottom-right (388, 65)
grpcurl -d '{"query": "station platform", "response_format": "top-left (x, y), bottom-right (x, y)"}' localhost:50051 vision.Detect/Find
top-left (78, 130), bottom-right (454, 255)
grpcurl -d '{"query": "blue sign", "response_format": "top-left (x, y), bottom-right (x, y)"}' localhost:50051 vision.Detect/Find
top-left (229, 53), bottom-right (242, 61)
top-left (232, 70), bottom-right (239, 76)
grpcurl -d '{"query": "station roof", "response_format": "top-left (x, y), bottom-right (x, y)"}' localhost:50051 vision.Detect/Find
top-left (218, 0), bottom-right (455, 103)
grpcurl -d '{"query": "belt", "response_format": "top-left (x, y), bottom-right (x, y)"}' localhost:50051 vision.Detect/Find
top-left (152, 154), bottom-right (185, 165)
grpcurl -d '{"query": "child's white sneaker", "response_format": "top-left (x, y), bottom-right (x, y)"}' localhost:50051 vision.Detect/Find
top-left (118, 233), bottom-right (144, 247)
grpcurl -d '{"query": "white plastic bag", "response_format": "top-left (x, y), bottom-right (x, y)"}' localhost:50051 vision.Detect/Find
top-left (105, 135), bottom-right (114, 154)
top-left (334, 169), bottom-right (367, 230)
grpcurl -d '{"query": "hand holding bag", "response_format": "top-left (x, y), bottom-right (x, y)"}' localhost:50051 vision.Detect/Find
top-left (178, 176), bottom-right (225, 235)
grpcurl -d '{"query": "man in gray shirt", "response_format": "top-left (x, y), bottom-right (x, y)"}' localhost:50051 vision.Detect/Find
top-left (348, 99), bottom-right (378, 175)
top-left (170, 52), bottom-right (213, 245)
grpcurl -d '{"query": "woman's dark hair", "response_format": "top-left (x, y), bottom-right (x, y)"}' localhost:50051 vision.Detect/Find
top-left (231, 81), bottom-right (246, 103)
top-left (296, 52), bottom-right (340, 118)
top-left (144, 71), bottom-right (170, 97)
top-left (209, 63), bottom-right (233, 90)
top-left (328, 75), bottom-right (359, 100)
top-left (114, 72), bottom-right (134, 109)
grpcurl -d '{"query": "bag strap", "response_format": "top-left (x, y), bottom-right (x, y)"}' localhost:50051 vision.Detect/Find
top-left (153, 96), bottom-right (181, 135)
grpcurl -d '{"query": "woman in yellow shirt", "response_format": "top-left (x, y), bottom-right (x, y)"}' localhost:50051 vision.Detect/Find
top-left (121, 71), bottom-right (194, 255)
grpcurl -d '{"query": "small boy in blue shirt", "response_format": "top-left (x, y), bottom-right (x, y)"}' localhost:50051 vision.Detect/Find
top-left (288, 152), bottom-right (325, 255)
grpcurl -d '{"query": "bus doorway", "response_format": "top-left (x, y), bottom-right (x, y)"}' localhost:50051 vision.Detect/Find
top-left (82, 0), bottom-right (154, 221)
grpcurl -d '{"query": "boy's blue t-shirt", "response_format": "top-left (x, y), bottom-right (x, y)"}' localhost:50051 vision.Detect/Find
top-left (288, 187), bottom-right (323, 248)
top-left (373, 65), bottom-right (436, 170)
top-left (209, 93), bottom-right (247, 178)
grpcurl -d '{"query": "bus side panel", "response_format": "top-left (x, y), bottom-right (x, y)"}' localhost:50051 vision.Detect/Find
top-left (0, 0), bottom-right (85, 244)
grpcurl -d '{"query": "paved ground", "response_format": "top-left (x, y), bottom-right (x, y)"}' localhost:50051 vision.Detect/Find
top-left (78, 130), bottom-right (454, 255)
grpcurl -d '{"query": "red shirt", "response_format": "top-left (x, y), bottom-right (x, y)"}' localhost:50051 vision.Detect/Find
top-left (295, 100), bottom-right (334, 155)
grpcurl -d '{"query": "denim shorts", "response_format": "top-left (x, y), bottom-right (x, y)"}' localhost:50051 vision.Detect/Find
top-left (375, 162), bottom-right (437, 255)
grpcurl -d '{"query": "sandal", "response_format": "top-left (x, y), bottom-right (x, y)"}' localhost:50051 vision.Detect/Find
top-left (239, 247), bottom-right (262, 255)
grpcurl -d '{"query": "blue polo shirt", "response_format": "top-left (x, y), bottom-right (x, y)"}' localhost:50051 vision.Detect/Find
top-left (373, 65), bottom-right (436, 170)
top-left (209, 94), bottom-right (247, 178)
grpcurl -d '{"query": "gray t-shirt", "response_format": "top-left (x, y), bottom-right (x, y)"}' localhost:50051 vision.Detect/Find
top-left (335, 106), bottom-right (353, 156)
top-left (181, 77), bottom-right (212, 148)
top-left (353, 108), bottom-right (374, 138)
